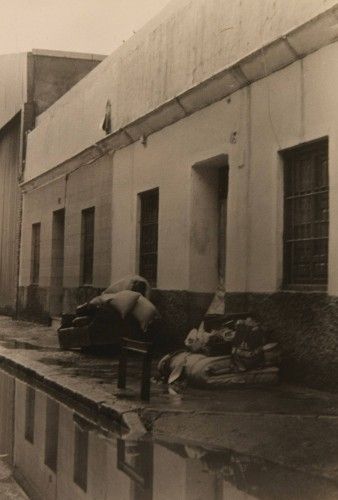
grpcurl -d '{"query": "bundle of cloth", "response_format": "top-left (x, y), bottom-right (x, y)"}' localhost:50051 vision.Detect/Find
top-left (157, 313), bottom-right (281, 388)
top-left (58, 275), bottom-right (159, 349)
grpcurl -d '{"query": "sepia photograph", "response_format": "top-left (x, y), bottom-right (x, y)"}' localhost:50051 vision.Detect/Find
top-left (0, 0), bottom-right (337, 498)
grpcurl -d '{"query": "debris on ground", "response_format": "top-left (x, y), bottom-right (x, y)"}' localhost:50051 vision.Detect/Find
top-left (158, 312), bottom-right (281, 388)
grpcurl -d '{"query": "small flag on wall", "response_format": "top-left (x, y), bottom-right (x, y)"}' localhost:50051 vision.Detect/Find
top-left (101, 99), bottom-right (112, 134)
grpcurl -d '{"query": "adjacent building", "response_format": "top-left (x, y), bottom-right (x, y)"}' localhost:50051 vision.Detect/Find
top-left (0, 49), bottom-right (105, 316)
top-left (19, 0), bottom-right (338, 389)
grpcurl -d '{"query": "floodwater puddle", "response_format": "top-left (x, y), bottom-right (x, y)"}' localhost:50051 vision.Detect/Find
top-left (0, 339), bottom-right (57, 352)
top-left (0, 367), bottom-right (338, 499)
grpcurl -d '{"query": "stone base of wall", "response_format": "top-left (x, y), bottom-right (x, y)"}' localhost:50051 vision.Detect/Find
top-left (17, 286), bottom-right (50, 324)
top-left (63, 287), bottom-right (213, 351)
top-left (225, 292), bottom-right (338, 392)
top-left (151, 289), bottom-right (213, 350)
top-left (16, 285), bottom-right (338, 391)
top-left (0, 305), bottom-right (15, 317)
top-left (17, 285), bottom-right (213, 349)
top-left (18, 286), bottom-right (105, 324)
top-left (62, 287), bottom-right (105, 314)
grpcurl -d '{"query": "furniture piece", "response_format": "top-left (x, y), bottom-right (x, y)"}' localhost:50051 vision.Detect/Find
top-left (118, 337), bottom-right (153, 401)
top-left (58, 308), bottom-right (142, 350)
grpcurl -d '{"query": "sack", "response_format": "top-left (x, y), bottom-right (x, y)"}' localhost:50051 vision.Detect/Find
top-left (90, 293), bottom-right (117, 307)
top-left (103, 275), bottom-right (151, 299)
top-left (108, 290), bottom-right (141, 318)
top-left (132, 295), bottom-right (159, 331)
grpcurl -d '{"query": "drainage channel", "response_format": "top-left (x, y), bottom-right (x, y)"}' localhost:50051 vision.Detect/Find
top-left (1, 365), bottom-right (338, 499)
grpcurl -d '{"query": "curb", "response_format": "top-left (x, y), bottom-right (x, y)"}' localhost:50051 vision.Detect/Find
top-left (0, 347), bottom-right (147, 436)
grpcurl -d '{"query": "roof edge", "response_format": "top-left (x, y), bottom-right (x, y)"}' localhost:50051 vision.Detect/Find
top-left (22, 3), bottom-right (338, 190)
top-left (30, 48), bottom-right (106, 61)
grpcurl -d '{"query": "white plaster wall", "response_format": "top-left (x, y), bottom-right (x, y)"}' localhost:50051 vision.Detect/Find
top-left (111, 88), bottom-right (246, 292)
top-left (20, 178), bottom-right (66, 288)
top-left (20, 156), bottom-right (112, 291)
top-left (25, 0), bottom-right (338, 179)
top-left (63, 156), bottom-right (112, 289)
top-left (110, 41), bottom-right (338, 295)
top-left (247, 42), bottom-right (338, 294)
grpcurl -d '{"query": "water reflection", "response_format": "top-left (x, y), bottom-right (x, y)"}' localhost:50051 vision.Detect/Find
top-left (0, 370), bottom-right (338, 499)
top-left (121, 438), bottom-right (338, 500)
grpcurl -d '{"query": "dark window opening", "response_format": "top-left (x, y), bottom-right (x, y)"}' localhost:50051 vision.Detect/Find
top-left (139, 189), bottom-right (159, 287)
top-left (218, 165), bottom-right (229, 285)
top-left (44, 398), bottom-right (59, 472)
top-left (31, 223), bottom-right (41, 285)
top-left (25, 386), bottom-right (35, 443)
top-left (283, 139), bottom-right (329, 289)
top-left (50, 209), bottom-right (65, 316)
top-left (81, 207), bottom-right (95, 285)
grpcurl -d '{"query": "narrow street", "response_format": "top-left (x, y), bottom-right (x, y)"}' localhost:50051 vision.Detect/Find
top-left (0, 315), bottom-right (338, 498)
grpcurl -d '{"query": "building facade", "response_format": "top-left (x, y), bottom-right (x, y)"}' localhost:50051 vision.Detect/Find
top-left (0, 49), bottom-right (104, 316)
top-left (20, 0), bottom-right (338, 389)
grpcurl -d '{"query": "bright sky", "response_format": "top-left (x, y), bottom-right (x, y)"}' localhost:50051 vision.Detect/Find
top-left (0, 0), bottom-right (171, 56)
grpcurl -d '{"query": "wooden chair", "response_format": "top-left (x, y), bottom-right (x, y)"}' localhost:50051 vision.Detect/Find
top-left (117, 337), bottom-right (153, 401)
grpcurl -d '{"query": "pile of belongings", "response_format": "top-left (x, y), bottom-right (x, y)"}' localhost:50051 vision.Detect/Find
top-left (58, 275), bottom-right (159, 350)
top-left (158, 312), bottom-right (281, 388)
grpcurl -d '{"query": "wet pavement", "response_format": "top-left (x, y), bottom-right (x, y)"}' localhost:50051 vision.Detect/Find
top-left (1, 315), bottom-right (338, 494)
top-left (4, 369), bottom-right (338, 500)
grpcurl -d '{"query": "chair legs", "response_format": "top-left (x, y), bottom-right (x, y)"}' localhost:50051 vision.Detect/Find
top-left (117, 338), bottom-right (153, 401)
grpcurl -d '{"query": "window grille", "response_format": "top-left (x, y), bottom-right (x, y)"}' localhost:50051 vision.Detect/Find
top-left (139, 189), bottom-right (159, 287)
top-left (31, 223), bottom-right (41, 285)
top-left (283, 140), bottom-right (328, 289)
top-left (81, 207), bottom-right (95, 285)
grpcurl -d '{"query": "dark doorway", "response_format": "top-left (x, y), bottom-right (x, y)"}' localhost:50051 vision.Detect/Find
top-left (190, 156), bottom-right (229, 291)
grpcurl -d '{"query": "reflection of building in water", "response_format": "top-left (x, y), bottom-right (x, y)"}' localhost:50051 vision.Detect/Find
top-left (153, 440), bottom-right (338, 500)
top-left (9, 377), bottom-right (134, 500)
top-left (153, 443), bottom-right (223, 500)
top-left (117, 439), bottom-right (153, 500)
top-left (1, 370), bottom-right (338, 500)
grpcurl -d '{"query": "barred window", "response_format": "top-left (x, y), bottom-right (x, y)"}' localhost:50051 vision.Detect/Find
top-left (31, 223), bottom-right (41, 285)
top-left (283, 140), bottom-right (328, 289)
top-left (139, 189), bottom-right (159, 287)
top-left (81, 207), bottom-right (95, 285)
